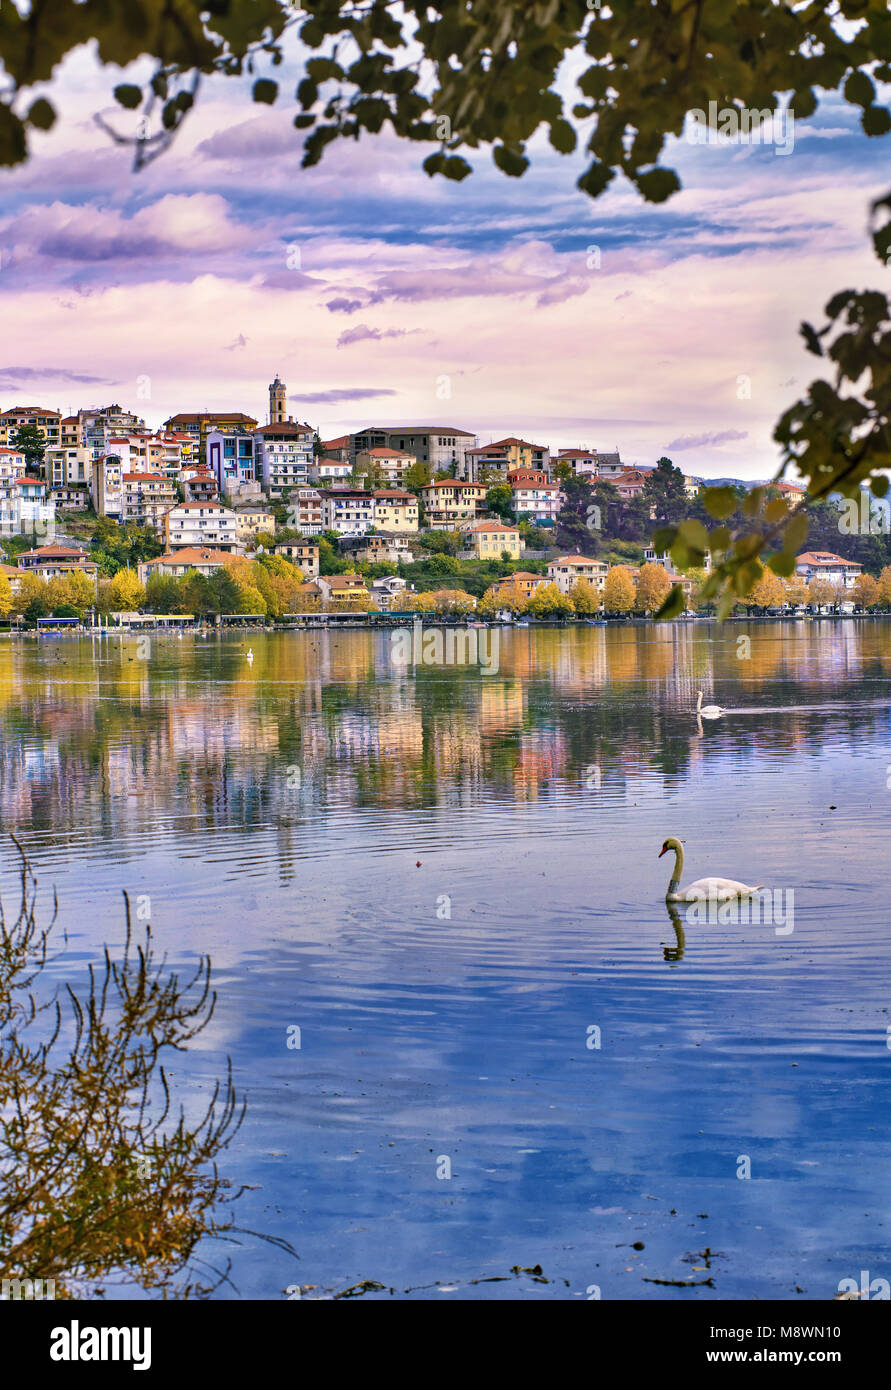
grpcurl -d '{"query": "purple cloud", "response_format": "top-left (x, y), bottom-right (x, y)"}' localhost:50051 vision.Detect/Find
top-left (336, 324), bottom-right (420, 349)
top-left (326, 297), bottom-right (364, 314)
top-left (301, 388), bottom-right (400, 404)
top-left (666, 429), bottom-right (749, 450)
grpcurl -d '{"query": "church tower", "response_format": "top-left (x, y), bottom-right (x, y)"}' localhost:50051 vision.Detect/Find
top-left (269, 374), bottom-right (287, 424)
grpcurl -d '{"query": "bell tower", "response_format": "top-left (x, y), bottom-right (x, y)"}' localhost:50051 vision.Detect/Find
top-left (269, 373), bottom-right (287, 424)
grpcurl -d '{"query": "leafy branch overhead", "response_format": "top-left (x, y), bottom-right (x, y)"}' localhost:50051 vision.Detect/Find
top-left (1, 1), bottom-right (890, 611)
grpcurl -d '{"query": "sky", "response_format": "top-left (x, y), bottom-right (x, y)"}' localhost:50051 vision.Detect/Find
top-left (0, 26), bottom-right (888, 481)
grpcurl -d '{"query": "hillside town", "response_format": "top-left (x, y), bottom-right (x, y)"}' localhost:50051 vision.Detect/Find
top-left (0, 375), bottom-right (887, 627)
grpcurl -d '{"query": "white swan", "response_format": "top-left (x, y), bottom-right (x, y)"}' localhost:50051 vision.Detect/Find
top-left (659, 837), bottom-right (763, 903)
top-left (696, 690), bottom-right (724, 719)
top-left (246, 648), bottom-right (254, 665)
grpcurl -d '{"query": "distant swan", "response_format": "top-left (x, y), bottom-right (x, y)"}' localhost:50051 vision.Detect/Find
top-left (246, 648), bottom-right (254, 665)
top-left (659, 837), bottom-right (763, 903)
top-left (696, 690), bottom-right (724, 719)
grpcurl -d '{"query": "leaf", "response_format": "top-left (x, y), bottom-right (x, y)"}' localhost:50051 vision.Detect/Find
top-left (782, 512), bottom-right (809, 554)
top-left (801, 322), bottom-right (824, 356)
top-left (297, 78), bottom-right (319, 109)
top-left (113, 85), bottom-right (143, 111)
top-left (493, 145), bottom-right (529, 177)
top-left (862, 106), bottom-right (891, 137)
top-left (577, 160), bottom-right (613, 198)
top-left (651, 525), bottom-right (677, 552)
top-left (677, 519), bottom-right (708, 551)
top-left (443, 155), bottom-right (472, 181)
top-left (764, 497), bottom-right (788, 523)
top-left (871, 476), bottom-right (889, 498)
top-left (654, 583), bottom-right (684, 623)
top-left (767, 552), bottom-right (794, 576)
top-left (253, 79), bottom-right (278, 105)
top-left (548, 118), bottom-right (576, 154)
top-left (702, 487), bottom-right (737, 520)
top-left (26, 99), bottom-right (56, 132)
top-left (844, 71), bottom-right (875, 109)
top-left (635, 168), bottom-right (680, 204)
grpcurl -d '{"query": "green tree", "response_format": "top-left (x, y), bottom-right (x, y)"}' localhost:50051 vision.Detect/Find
top-left (9, 424), bottom-right (46, 469)
top-left (642, 458), bottom-right (687, 526)
top-left (486, 484), bottom-right (514, 522)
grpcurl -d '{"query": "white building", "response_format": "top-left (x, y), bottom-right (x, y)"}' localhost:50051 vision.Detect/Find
top-left (0, 478), bottom-right (56, 541)
top-left (547, 555), bottom-right (609, 594)
top-left (254, 421), bottom-right (314, 499)
top-left (795, 550), bottom-right (863, 590)
top-left (164, 501), bottom-right (239, 552)
top-left (321, 489), bottom-right (375, 536)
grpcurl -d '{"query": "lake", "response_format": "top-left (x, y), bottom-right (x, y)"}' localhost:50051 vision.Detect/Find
top-left (2, 619), bottom-right (890, 1300)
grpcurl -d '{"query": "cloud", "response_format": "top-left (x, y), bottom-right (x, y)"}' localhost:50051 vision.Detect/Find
top-left (224, 334), bottom-right (248, 351)
top-left (326, 297), bottom-right (364, 314)
top-left (301, 388), bottom-right (400, 404)
top-left (2, 194), bottom-right (252, 263)
top-left (336, 324), bottom-right (421, 348)
top-left (666, 429), bottom-right (749, 450)
top-left (0, 365), bottom-right (112, 384)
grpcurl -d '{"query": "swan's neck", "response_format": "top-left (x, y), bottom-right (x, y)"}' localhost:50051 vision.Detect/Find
top-left (696, 691), bottom-right (702, 711)
top-left (667, 842), bottom-right (684, 893)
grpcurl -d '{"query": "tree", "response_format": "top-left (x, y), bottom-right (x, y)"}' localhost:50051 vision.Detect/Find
top-left (747, 568), bottom-right (786, 611)
top-left (10, 572), bottom-right (47, 619)
top-left (402, 591), bottom-right (435, 614)
top-left (0, 572), bottom-right (11, 617)
top-left (526, 581), bottom-right (573, 620)
top-left (485, 484), bottom-right (514, 522)
top-left (635, 562), bottom-right (672, 615)
top-left (108, 568), bottom-right (146, 612)
top-left (602, 566), bottom-right (636, 615)
top-left (567, 578), bottom-right (599, 615)
top-left (879, 566), bottom-right (891, 608)
top-left (430, 588), bottom-right (476, 616)
top-left (642, 457), bottom-right (687, 525)
top-left (403, 461), bottom-right (432, 495)
top-left (144, 574), bottom-right (182, 613)
top-left (9, 424), bottom-right (46, 469)
top-left (808, 577), bottom-right (834, 609)
top-left (783, 574), bottom-right (810, 608)
top-left (853, 573), bottom-right (879, 610)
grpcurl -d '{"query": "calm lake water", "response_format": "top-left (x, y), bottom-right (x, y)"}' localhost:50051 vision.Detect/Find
top-left (2, 620), bottom-right (890, 1300)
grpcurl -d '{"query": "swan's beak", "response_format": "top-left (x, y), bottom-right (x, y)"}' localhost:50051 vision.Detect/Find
top-left (658, 846), bottom-right (668, 858)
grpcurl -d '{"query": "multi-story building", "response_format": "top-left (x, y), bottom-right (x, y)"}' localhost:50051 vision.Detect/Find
top-left (419, 479), bottom-right (486, 529)
top-left (461, 520), bottom-right (522, 561)
top-left (319, 435), bottom-right (350, 464)
top-left (557, 449), bottom-right (625, 481)
top-left (91, 456), bottom-right (123, 520)
top-left (351, 426), bottom-right (477, 478)
top-left (45, 444), bottom-right (92, 499)
top-left (795, 550), bottom-right (863, 590)
top-left (547, 555), bottom-right (609, 594)
top-left (78, 405), bottom-right (147, 460)
top-left (315, 573), bottom-right (370, 606)
top-left (121, 473), bottom-right (178, 529)
top-left (138, 547), bottom-right (231, 584)
top-left (274, 542), bottom-right (319, 578)
top-left (309, 456), bottom-right (351, 486)
top-left (615, 468), bottom-right (649, 500)
top-left (17, 544), bottom-right (93, 579)
top-left (507, 469), bottom-right (561, 524)
top-left (253, 421), bottom-right (313, 499)
top-left (355, 446), bottom-right (415, 486)
top-left (284, 487), bottom-right (324, 536)
top-left (163, 411), bottom-right (258, 450)
top-left (180, 466), bottom-right (218, 502)
top-left (372, 489), bottom-right (419, 533)
top-left (206, 428), bottom-right (258, 497)
top-left (164, 501), bottom-right (239, 552)
top-left (0, 478), bottom-right (56, 541)
top-left (0, 406), bottom-right (62, 449)
top-left (0, 446), bottom-right (26, 481)
top-left (490, 571), bottom-right (548, 601)
top-left (339, 533), bottom-right (412, 566)
top-left (465, 437), bottom-right (550, 483)
top-left (233, 504), bottom-right (276, 542)
top-left (321, 488), bottom-right (375, 537)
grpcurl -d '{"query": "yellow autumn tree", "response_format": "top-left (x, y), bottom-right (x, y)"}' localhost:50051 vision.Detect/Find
top-left (783, 574), bottom-right (810, 607)
top-left (747, 569), bottom-right (786, 610)
top-left (853, 573), bottom-right (879, 610)
top-left (878, 566), bottom-right (891, 608)
top-left (431, 588), bottom-right (476, 615)
top-left (108, 569), bottom-right (145, 612)
top-left (635, 562), bottom-right (672, 614)
top-left (602, 566), bottom-right (635, 615)
top-left (402, 591), bottom-right (436, 614)
top-left (808, 577), bottom-right (834, 608)
top-left (568, 578), bottom-right (599, 615)
top-left (0, 572), bottom-right (12, 617)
